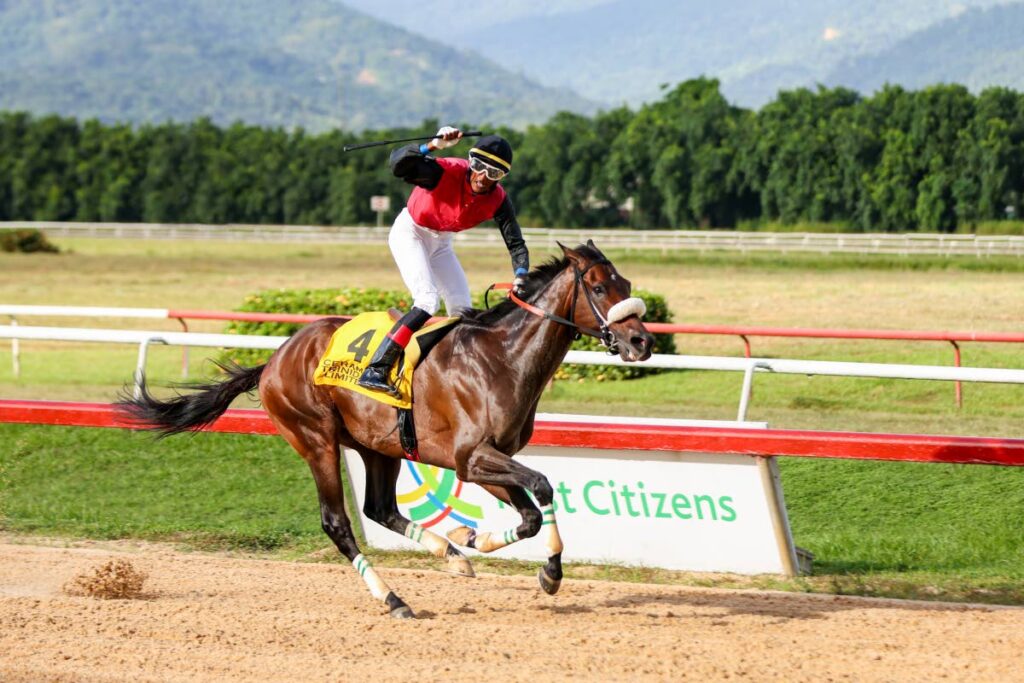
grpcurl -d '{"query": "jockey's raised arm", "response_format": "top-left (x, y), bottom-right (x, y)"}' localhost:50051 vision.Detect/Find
top-left (359, 127), bottom-right (529, 398)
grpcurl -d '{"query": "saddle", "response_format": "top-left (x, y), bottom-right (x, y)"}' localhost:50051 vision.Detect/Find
top-left (313, 310), bottom-right (460, 462)
top-left (312, 311), bottom-right (459, 409)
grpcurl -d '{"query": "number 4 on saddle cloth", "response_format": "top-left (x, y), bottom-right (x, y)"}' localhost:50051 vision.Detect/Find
top-left (313, 311), bottom-right (460, 410)
top-left (313, 311), bottom-right (460, 460)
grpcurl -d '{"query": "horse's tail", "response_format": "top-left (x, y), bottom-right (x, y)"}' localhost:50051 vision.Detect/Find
top-left (115, 360), bottom-right (266, 438)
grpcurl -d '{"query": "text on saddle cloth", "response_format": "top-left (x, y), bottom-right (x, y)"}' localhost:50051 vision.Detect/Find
top-left (313, 311), bottom-right (459, 410)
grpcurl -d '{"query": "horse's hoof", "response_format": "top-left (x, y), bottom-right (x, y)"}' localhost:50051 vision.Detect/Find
top-left (446, 526), bottom-right (475, 548)
top-left (538, 567), bottom-right (562, 595)
top-left (390, 604), bottom-right (416, 619)
top-left (445, 554), bottom-right (476, 578)
top-left (385, 591), bottom-right (415, 619)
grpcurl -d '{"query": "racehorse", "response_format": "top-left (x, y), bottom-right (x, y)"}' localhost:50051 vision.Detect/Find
top-left (117, 241), bottom-right (654, 618)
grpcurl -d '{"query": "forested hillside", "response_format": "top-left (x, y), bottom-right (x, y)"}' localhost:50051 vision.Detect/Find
top-left (4, 0), bottom-right (1021, 130)
top-left (0, 0), bottom-right (594, 132)
top-left (827, 3), bottom-right (1024, 94)
top-left (3, 79), bottom-right (1021, 232)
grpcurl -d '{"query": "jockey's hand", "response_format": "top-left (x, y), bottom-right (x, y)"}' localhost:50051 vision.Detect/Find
top-left (512, 275), bottom-right (527, 298)
top-left (432, 126), bottom-right (462, 150)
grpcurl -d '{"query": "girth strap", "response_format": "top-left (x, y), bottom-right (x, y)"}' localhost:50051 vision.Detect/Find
top-left (397, 408), bottom-right (419, 461)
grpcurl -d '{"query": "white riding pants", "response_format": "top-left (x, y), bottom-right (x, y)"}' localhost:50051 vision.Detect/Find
top-left (388, 208), bottom-right (471, 316)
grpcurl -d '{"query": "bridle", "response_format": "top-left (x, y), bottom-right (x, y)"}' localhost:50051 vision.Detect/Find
top-left (487, 258), bottom-right (647, 355)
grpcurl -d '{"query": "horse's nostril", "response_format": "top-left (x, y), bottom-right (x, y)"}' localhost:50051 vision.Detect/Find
top-left (631, 335), bottom-right (649, 351)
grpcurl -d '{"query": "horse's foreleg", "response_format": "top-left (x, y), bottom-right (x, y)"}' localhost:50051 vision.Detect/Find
top-left (446, 485), bottom-right (536, 552)
top-left (405, 522), bottom-right (477, 578)
top-left (447, 445), bottom-right (564, 595)
top-left (536, 504), bottom-right (564, 595)
top-left (360, 450), bottom-right (474, 577)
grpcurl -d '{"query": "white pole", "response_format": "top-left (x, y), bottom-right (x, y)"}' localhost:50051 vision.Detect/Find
top-left (133, 337), bottom-right (164, 399)
top-left (737, 360), bottom-right (770, 421)
top-left (10, 316), bottom-right (19, 378)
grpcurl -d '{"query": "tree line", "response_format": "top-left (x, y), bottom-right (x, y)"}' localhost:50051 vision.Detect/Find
top-left (1, 78), bottom-right (1022, 231)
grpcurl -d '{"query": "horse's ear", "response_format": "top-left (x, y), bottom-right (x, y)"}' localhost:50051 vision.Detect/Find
top-left (584, 238), bottom-right (608, 262)
top-left (561, 242), bottom-right (587, 269)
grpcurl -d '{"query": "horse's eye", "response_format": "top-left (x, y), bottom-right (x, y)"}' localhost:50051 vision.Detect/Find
top-left (593, 284), bottom-right (605, 296)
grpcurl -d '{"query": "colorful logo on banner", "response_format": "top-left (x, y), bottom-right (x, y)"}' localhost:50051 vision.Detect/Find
top-left (397, 461), bottom-right (484, 529)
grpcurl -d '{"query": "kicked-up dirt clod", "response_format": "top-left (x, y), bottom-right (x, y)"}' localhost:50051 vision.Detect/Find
top-left (62, 558), bottom-right (147, 600)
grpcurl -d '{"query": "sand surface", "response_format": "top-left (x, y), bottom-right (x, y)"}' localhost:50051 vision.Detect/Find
top-left (1, 539), bottom-right (1021, 682)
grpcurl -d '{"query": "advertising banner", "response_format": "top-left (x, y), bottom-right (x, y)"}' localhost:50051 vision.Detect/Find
top-left (344, 418), bottom-right (795, 575)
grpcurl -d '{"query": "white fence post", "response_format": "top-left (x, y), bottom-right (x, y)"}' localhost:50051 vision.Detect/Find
top-left (10, 316), bottom-right (19, 378)
top-left (133, 336), bottom-right (165, 399)
top-left (737, 360), bottom-right (770, 421)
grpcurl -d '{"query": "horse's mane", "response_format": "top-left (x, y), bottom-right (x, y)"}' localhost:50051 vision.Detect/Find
top-left (457, 243), bottom-right (604, 329)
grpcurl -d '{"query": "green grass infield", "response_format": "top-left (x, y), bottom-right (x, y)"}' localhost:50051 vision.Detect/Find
top-left (3, 423), bottom-right (1024, 605)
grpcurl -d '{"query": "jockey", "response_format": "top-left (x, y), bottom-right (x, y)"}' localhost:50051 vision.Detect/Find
top-left (358, 126), bottom-right (530, 397)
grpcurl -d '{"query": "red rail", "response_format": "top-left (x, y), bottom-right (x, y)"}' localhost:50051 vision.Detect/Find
top-left (3, 400), bottom-right (1022, 468)
top-left (170, 309), bottom-right (329, 324)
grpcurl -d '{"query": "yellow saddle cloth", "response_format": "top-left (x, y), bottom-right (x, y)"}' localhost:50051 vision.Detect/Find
top-left (313, 311), bottom-right (459, 409)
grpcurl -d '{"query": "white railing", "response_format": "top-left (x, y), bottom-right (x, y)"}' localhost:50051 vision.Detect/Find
top-left (0, 305), bottom-right (171, 318)
top-left (3, 324), bottom-right (1023, 420)
top-left (4, 221), bottom-right (1023, 257)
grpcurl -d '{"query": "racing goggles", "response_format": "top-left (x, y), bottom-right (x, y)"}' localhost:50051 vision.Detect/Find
top-left (469, 156), bottom-right (508, 181)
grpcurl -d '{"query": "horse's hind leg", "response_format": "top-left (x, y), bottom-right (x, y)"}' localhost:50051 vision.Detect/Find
top-left (271, 419), bottom-right (414, 618)
top-left (359, 449), bottom-right (474, 578)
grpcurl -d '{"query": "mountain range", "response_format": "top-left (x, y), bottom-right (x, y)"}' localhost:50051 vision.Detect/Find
top-left (826, 2), bottom-right (1024, 94)
top-left (345, 0), bottom-right (1024, 107)
top-left (0, 0), bottom-right (594, 132)
top-left (1, 0), bottom-right (1023, 131)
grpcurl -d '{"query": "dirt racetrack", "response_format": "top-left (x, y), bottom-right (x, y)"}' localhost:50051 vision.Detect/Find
top-left (1, 539), bottom-right (1022, 682)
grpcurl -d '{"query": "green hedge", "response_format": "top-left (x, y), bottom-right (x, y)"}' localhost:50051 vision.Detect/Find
top-left (221, 286), bottom-right (676, 381)
top-left (0, 228), bottom-right (59, 253)
top-left (220, 287), bottom-right (413, 366)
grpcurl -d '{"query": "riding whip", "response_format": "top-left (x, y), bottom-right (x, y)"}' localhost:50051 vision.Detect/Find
top-left (343, 131), bottom-right (484, 152)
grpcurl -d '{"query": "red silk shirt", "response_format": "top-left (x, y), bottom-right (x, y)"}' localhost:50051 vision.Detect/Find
top-left (407, 157), bottom-right (506, 232)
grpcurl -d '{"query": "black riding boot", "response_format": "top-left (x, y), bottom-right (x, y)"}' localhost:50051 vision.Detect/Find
top-left (357, 307), bottom-right (431, 397)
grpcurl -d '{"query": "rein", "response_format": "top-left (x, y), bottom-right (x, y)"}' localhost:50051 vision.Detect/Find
top-left (486, 259), bottom-right (645, 354)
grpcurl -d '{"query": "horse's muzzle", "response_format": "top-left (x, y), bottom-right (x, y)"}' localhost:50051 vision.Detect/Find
top-left (608, 321), bottom-right (654, 362)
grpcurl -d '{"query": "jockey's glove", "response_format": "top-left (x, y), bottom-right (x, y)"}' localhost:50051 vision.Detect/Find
top-left (512, 275), bottom-right (527, 297)
top-left (432, 126), bottom-right (461, 150)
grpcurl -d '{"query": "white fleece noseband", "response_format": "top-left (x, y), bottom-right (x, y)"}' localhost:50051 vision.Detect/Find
top-left (606, 297), bottom-right (647, 324)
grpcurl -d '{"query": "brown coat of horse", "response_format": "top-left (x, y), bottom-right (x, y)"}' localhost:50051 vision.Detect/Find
top-left (118, 242), bottom-right (654, 618)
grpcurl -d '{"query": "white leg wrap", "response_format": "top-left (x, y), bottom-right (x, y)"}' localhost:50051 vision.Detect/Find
top-left (352, 554), bottom-right (390, 602)
top-left (541, 504), bottom-right (564, 556)
top-left (404, 522), bottom-right (450, 558)
top-left (473, 527), bottom-right (520, 553)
